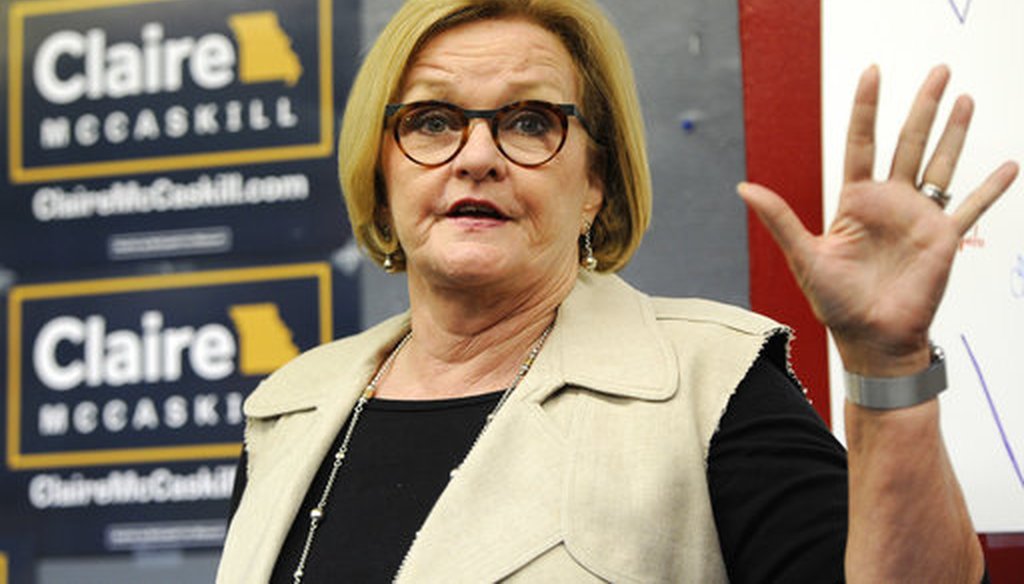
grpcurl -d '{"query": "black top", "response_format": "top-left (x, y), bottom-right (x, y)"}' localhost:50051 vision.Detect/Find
top-left (228, 355), bottom-right (986, 583)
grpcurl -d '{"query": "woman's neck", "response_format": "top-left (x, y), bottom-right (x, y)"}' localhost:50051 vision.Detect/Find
top-left (372, 270), bottom-right (576, 400)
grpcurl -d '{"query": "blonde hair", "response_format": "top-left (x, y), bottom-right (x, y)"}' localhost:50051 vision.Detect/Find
top-left (338, 0), bottom-right (651, 272)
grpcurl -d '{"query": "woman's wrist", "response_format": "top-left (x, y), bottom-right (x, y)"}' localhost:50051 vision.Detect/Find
top-left (834, 334), bottom-right (932, 378)
top-left (844, 343), bottom-right (947, 409)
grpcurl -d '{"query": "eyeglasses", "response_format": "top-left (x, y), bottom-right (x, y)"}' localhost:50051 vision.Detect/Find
top-left (384, 100), bottom-right (592, 168)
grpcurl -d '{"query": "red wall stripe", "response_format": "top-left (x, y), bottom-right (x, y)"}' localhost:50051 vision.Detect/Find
top-left (738, 0), bottom-right (828, 421)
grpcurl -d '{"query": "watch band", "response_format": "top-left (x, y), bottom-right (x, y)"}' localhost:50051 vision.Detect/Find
top-left (844, 344), bottom-right (947, 409)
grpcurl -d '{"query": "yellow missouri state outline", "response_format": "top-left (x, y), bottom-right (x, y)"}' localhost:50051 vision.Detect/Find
top-left (228, 11), bottom-right (303, 86)
top-left (229, 303), bottom-right (300, 375)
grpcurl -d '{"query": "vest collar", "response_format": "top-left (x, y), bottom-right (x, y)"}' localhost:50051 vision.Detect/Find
top-left (244, 272), bottom-right (676, 419)
top-left (526, 272), bottom-right (679, 402)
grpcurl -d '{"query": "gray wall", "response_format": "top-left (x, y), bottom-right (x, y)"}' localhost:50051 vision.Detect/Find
top-left (358, 0), bottom-right (750, 328)
top-left (36, 0), bottom-right (748, 581)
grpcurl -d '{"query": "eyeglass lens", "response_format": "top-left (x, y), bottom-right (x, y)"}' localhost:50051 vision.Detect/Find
top-left (393, 102), bottom-right (568, 167)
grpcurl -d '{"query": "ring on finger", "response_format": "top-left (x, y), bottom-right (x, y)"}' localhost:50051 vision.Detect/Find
top-left (918, 182), bottom-right (951, 209)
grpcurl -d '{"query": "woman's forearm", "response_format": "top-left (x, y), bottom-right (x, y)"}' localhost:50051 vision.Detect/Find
top-left (844, 398), bottom-right (983, 583)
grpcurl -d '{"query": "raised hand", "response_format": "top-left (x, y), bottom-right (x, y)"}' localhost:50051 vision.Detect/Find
top-left (739, 65), bottom-right (1018, 376)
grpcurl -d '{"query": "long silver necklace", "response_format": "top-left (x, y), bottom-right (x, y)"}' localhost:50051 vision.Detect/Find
top-left (292, 324), bottom-right (554, 583)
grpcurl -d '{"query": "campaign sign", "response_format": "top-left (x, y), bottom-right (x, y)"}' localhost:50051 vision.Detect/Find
top-left (0, 261), bottom-right (358, 558)
top-left (0, 0), bottom-right (359, 269)
top-left (9, 0), bottom-right (332, 182)
top-left (6, 263), bottom-right (333, 470)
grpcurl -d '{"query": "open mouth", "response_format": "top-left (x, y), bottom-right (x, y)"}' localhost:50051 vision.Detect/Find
top-left (446, 201), bottom-right (507, 220)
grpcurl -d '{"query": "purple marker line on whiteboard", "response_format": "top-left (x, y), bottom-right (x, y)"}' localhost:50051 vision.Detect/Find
top-left (961, 333), bottom-right (1024, 488)
top-left (948, 0), bottom-right (972, 24)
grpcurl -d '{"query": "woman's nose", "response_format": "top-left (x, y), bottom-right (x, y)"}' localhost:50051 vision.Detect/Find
top-left (452, 120), bottom-right (507, 180)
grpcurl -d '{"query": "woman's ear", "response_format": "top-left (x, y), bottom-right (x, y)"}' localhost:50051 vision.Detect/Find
top-left (583, 173), bottom-right (604, 225)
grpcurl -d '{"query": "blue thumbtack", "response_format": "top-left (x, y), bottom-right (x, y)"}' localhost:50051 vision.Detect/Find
top-left (678, 108), bottom-right (705, 134)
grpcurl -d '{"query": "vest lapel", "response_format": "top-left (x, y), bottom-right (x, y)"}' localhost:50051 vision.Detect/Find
top-left (395, 273), bottom-right (678, 582)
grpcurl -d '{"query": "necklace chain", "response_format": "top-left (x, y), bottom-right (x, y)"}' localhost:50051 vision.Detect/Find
top-left (292, 324), bottom-right (554, 583)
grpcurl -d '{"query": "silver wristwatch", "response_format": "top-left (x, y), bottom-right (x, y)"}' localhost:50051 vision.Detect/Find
top-left (844, 344), bottom-right (947, 409)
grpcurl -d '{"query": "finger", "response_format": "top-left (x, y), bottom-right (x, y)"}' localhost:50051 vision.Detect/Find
top-left (844, 65), bottom-right (880, 184)
top-left (919, 94), bottom-right (974, 189)
top-left (889, 65), bottom-right (951, 183)
top-left (737, 181), bottom-right (816, 267)
top-left (952, 161), bottom-right (1019, 235)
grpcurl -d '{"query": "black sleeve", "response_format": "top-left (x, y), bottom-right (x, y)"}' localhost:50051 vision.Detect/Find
top-left (708, 354), bottom-right (849, 583)
top-left (708, 357), bottom-right (993, 584)
top-left (227, 449), bottom-right (248, 524)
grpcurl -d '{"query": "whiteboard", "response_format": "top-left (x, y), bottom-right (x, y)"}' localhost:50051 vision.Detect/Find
top-left (823, 0), bottom-right (1024, 532)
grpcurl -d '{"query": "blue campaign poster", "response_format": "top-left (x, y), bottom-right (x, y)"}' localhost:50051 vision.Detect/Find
top-left (1, 262), bottom-right (360, 557)
top-left (0, 0), bottom-right (367, 573)
top-left (0, 0), bottom-right (360, 271)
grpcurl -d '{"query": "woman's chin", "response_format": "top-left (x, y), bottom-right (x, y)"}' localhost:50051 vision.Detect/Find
top-left (413, 253), bottom-right (516, 288)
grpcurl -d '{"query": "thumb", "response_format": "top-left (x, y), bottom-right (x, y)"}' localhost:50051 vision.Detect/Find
top-left (737, 181), bottom-right (816, 266)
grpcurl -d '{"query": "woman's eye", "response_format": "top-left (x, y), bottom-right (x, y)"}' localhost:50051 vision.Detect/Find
top-left (506, 110), bottom-right (554, 136)
top-left (406, 109), bottom-right (458, 134)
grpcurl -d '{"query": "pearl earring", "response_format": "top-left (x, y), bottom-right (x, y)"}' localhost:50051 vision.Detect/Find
top-left (581, 222), bottom-right (598, 271)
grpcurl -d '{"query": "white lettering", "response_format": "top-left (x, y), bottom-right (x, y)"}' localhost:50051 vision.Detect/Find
top-left (142, 311), bottom-right (162, 382)
top-left (33, 31), bottom-right (86, 104)
top-left (84, 315), bottom-right (104, 387)
top-left (248, 98), bottom-right (270, 130)
top-left (103, 330), bottom-right (142, 386)
top-left (102, 399), bottom-right (128, 432)
top-left (164, 395), bottom-right (188, 429)
top-left (74, 113), bottom-right (100, 146)
top-left (37, 98), bottom-right (299, 149)
top-left (32, 311), bottom-right (237, 390)
top-left (141, 23), bottom-right (163, 93)
top-left (161, 326), bottom-right (194, 381)
top-left (133, 108), bottom-right (161, 140)
top-left (162, 37), bottom-right (194, 91)
top-left (28, 466), bottom-right (236, 510)
top-left (38, 403), bottom-right (70, 435)
top-left (40, 117), bottom-right (71, 149)
top-left (32, 172), bottom-right (310, 222)
top-left (34, 316), bottom-right (86, 390)
top-left (225, 392), bottom-right (243, 425)
top-left (193, 394), bottom-right (219, 426)
top-left (190, 35), bottom-right (235, 89)
top-left (193, 103), bottom-right (218, 134)
top-left (132, 397), bottom-right (160, 430)
top-left (276, 97), bottom-right (298, 128)
top-left (190, 325), bottom-right (235, 380)
top-left (85, 29), bottom-right (105, 99)
top-left (164, 106), bottom-right (188, 138)
top-left (103, 110), bottom-right (129, 143)
top-left (225, 100), bottom-right (243, 132)
top-left (36, 392), bottom-right (246, 437)
top-left (73, 401), bottom-right (99, 434)
top-left (32, 23), bottom-right (236, 105)
top-left (105, 42), bottom-right (142, 98)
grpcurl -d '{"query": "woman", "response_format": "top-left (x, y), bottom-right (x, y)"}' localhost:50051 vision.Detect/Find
top-left (218, 0), bottom-right (1018, 582)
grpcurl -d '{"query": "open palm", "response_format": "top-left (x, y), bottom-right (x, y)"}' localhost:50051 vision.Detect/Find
top-left (740, 66), bottom-right (1017, 374)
